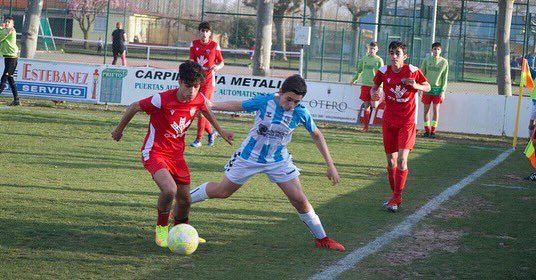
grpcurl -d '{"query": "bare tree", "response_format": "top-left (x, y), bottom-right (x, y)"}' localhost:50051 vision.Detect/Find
top-left (338, 0), bottom-right (374, 65)
top-left (253, 0), bottom-right (274, 76)
top-left (21, 0), bottom-right (44, 58)
top-left (244, 0), bottom-right (302, 61)
top-left (306, 0), bottom-right (329, 28)
top-left (497, 0), bottom-right (513, 96)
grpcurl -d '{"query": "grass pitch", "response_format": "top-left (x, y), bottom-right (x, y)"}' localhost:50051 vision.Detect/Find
top-left (0, 98), bottom-right (532, 279)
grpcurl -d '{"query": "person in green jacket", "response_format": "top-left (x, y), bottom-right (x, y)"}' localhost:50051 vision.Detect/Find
top-left (0, 17), bottom-right (19, 106)
top-left (420, 42), bottom-right (449, 138)
top-left (352, 41), bottom-right (384, 132)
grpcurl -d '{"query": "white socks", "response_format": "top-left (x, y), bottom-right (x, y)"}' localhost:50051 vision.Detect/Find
top-left (298, 210), bottom-right (327, 239)
top-left (190, 182), bottom-right (209, 203)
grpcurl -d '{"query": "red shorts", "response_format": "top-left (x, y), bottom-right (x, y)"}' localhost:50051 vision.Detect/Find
top-left (382, 122), bottom-right (417, 154)
top-left (421, 93), bottom-right (442, 105)
top-left (359, 86), bottom-right (372, 102)
top-left (142, 154), bottom-right (190, 185)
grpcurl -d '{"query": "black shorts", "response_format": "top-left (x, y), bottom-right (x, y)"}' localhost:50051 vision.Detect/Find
top-left (3, 57), bottom-right (17, 76)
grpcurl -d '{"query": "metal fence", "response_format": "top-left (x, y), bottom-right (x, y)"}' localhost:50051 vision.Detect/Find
top-left (1, 0), bottom-right (535, 84)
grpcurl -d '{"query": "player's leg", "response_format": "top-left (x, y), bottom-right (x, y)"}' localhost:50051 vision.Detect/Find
top-left (152, 168), bottom-right (179, 247)
top-left (173, 183), bottom-right (191, 225)
top-left (5, 58), bottom-right (19, 105)
top-left (190, 176), bottom-right (243, 203)
top-left (204, 88), bottom-right (218, 146)
top-left (121, 50), bottom-right (127, 66)
top-left (431, 100), bottom-right (441, 138)
top-left (422, 94), bottom-right (432, 137)
top-left (190, 152), bottom-right (252, 202)
top-left (360, 86), bottom-right (372, 132)
top-left (383, 122), bottom-right (399, 198)
top-left (276, 177), bottom-right (345, 251)
top-left (387, 123), bottom-right (416, 212)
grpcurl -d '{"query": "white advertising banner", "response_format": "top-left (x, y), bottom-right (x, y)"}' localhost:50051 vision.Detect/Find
top-left (3, 59), bottom-right (533, 138)
top-left (0, 59), bottom-right (101, 102)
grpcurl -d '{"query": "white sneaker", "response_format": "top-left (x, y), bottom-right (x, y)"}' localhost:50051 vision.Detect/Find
top-left (190, 139), bottom-right (202, 148)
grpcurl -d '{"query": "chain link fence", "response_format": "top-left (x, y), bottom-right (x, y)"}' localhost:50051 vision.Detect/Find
top-left (1, 0), bottom-right (535, 83)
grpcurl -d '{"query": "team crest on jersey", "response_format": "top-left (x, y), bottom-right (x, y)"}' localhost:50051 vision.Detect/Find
top-left (170, 109), bottom-right (175, 115)
top-left (196, 56), bottom-right (209, 70)
top-left (196, 47), bottom-right (199, 51)
top-left (387, 78), bottom-right (391, 83)
top-left (168, 117), bottom-right (191, 138)
top-left (283, 115), bottom-right (292, 124)
top-left (190, 107), bottom-right (197, 117)
top-left (205, 49), bottom-right (210, 55)
top-left (390, 85), bottom-right (407, 99)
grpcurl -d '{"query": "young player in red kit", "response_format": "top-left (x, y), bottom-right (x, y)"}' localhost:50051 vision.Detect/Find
top-left (111, 61), bottom-right (233, 247)
top-left (189, 21), bottom-right (225, 148)
top-left (371, 41), bottom-right (431, 212)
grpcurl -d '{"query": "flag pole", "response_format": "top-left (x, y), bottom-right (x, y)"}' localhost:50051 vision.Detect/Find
top-left (513, 83), bottom-right (524, 149)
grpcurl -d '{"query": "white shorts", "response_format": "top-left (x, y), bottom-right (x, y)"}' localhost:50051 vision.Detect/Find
top-left (224, 152), bottom-right (300, 185)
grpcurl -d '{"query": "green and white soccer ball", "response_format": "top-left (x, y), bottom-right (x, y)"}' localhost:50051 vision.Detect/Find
top-left (167, 224), bottom-right (199, 255)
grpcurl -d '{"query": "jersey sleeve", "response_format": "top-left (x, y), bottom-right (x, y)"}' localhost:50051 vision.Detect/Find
top-left (215, 43), bottom-right (224, 64)
top-left (300, 107), bottom-right (317, 134)
top-left (373, 70), bottom-right (383, 86)
top-left (139, 93), bottom-right (162, 115)
top-left (189, 41), bottom-right (195, 60)
top-left (415, 69), bottom-right (428, 85)
top-left (241, 94), bottom-right (268, 113)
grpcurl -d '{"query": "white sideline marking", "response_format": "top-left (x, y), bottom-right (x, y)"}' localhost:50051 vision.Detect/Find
top-left (310, 148), bottom-right (514, 280)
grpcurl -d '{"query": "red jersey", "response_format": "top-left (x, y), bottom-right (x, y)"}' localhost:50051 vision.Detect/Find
top-left (373, 64), bottom-right (427, 125)
top-left (190, 39), bottom-right (224, 91)
top-left (139, 89), bottom-right (208, 159)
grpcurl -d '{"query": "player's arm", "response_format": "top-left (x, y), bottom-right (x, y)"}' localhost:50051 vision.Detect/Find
top-left (440, 62), bottom-right (449, 100)
top-left (213, 45), bottom-right (225, 71)
top-left (352, 59), bottom-right (363, 84)
top-left (201, 108), bottom-right (234, 145)
top-left (111, 102), bottom-right (142, 141)
top-left (0, 28), bottom-right (12, 42)
top-left (310, 128), bottom-right (340, 186)
top-left (210, 101), bottom-right (244, 112)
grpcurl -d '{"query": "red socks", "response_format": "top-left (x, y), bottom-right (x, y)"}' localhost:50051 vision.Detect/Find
top-left (387, 167), bottom-right (397, 192)
top-left (362, 110), bottom-right (370, 130)
top-left (431, 126), bottom-right (436, 133)
top-left (424, 126), bottom-right (431, 133)
top-left (196, 117), bottom-right (213, 140)
top-left (157, 209), bottom-right (170, 226)
top-left (393, 169), bottom-right (408, 203)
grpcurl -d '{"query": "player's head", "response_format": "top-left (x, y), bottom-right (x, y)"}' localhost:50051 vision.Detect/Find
top-left (116, 22), bottom-right (122, 29)
top-left (278, 74), bottom-right (307, 111)
top-left (367, 41), bottom-right (378, 56)
top-left (4, 17), bottom-right (14, 28)
top-left (431, 42), bottom-right (442, 57)
top-left (388, 41), bottom-right (408, 66)
top-left (198, 21), bottom-right (212, 41)
top-left (178, 61), bottom-right (205, 101)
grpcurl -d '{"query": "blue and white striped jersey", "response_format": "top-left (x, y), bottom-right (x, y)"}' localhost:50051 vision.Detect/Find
top-left (238, 93), bottom-right (317, 164)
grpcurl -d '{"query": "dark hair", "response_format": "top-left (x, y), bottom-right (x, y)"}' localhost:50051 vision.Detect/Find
top-left (388, 41), bottom-right (407, 54)
top-left (179, 61), bottom-right (205, 87)
top-left (5, 16), bottom-right (14, 22)
top-left (198, 21), bottom-right (211, 31)
top-left (369, 41), bottom-right (378, 47)
top-left (431, 42), bottom-right (442, 49)
top-left (281, 74), bottom-right (307, 96)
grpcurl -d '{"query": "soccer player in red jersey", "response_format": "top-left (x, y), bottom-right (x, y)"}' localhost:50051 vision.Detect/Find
top-left (371, 41), bottom-right (431, 212)
top-left (189, 21), bottom-right (225, 148)
top-left (111, 61), bottom-right (233, 247)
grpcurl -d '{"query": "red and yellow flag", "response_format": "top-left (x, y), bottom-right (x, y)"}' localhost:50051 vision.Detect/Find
top-left (520, 58), bottom-right (534, 91)
top-left (524, 139), bottom-right (536, 169)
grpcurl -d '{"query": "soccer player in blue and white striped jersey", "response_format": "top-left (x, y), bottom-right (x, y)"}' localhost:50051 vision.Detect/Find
top-left (189, 75), bottom-right (345, 251)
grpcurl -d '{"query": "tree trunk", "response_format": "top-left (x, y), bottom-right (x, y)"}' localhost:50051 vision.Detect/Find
top-left (83, 31), bottom-right (90, 50)
top-left (274, 16), bottom-right (287, 61)
top-left (350, 15), bottom-right (359, 66)
top-left (496, 0), bottom-right (513, 96)
top-left (445, 23), bottom-right (453, 58)
top-left (20, 0), bottom-right (44, 58)
top-left (253, 0), bottom-right (273, 76)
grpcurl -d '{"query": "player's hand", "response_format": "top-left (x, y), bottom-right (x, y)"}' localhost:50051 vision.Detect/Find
top-left (371, 90), bottom-right (381, 102)
top-left (402, 78), bottom-right (416, 88)
top-left (205, 99), bottom-right (213, 108)
top-left (111, 127), bottom-right (123, 141)
top-left (220, 130), bottom-right (234, 145)
top-left (326, 164), bottom-right (340, 186)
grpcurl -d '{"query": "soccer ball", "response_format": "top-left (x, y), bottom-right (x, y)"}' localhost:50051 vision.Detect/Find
top-left (167, 224), bottom-right (199, 255)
